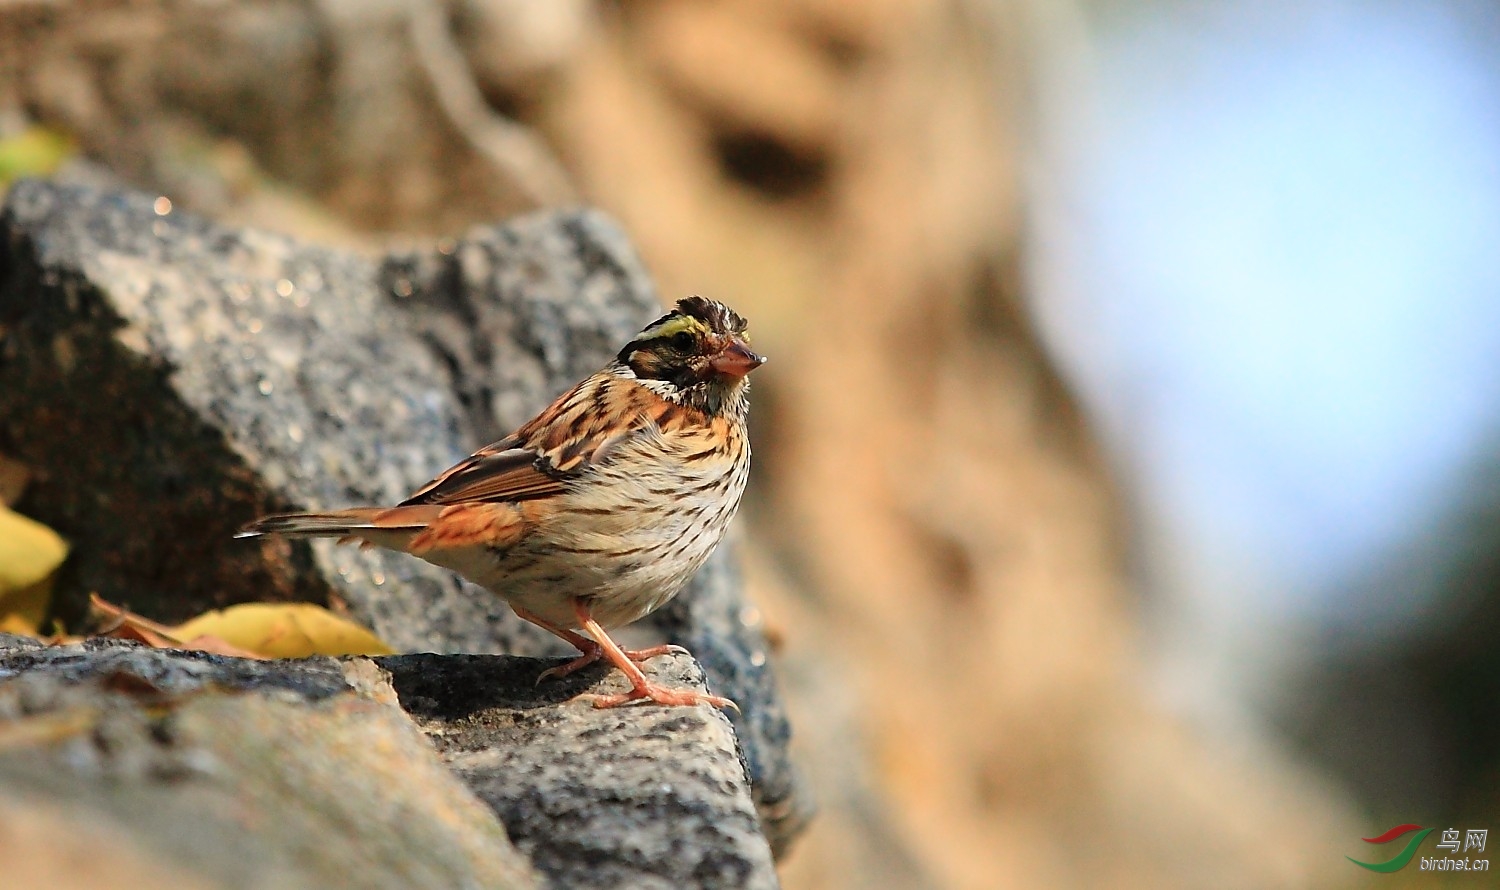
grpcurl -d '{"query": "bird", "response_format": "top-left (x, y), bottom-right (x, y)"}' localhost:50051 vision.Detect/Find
top-left (237, 296), bottom-right (765, 710)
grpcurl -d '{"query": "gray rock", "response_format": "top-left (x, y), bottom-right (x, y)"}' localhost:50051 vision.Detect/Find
top-left (0, 636), bottom-right (779, 889)
top-left (0, 178), bottom-right (807, 853)
top-left (0, 638), bottom-right (541, 890)
top-left (380, 209), bottom-right (660, 445)
top-left (382, 651), bottom-right (779, 889)
top-left (0, 177), bottom-right (483, 650)
top-left (652, 540), bottom-right (811, 855)
top-left (0, 636), bottom-right (351, 701)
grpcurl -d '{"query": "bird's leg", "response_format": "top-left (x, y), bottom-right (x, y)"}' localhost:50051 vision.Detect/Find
top-left (511, 605), bottom-right (603, 683)
top-left (568, 599), bottom-right (737, 711)
top-left (512, 604), bottom-right (689, 684)
top-left (511, 604), bottom-right (597, 653)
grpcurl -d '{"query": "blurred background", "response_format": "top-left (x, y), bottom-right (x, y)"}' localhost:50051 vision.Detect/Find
top-left (4, 0), bottom-right (1498, 886)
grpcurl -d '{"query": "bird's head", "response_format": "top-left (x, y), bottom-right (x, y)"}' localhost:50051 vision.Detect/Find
top-left (617, 296), bottom-right (766, 413)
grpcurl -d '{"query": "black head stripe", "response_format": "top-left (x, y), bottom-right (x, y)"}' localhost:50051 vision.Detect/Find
top-left (674, 296), bottom-right (748, 335)
top-left (616, 337), bottom-right (649, 364)
top-left (619, 297), bottom-right (747, 365)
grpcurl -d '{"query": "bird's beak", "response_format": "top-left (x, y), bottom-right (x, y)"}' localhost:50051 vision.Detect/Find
top-left (709, 338), bottom-right (767, 378)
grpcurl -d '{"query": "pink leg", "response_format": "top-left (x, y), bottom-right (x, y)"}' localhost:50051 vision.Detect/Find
top-left (567, 600), bottom-right (737, 711)
top-left (510, 604), bottom-right (689, 684)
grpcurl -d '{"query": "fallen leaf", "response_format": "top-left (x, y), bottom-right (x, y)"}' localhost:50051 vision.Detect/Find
top-left (0, 505), bottom-right (67, 629)
top-left (90, 593), bottom-right (178, 639)
top-left (103, 617), bottom-right (191, 650)
top-left (0, 504), bottom-right (67, 591)
top-left (0, 612), bottom-right (40, 637)
top-left (176, 634), bottom-right (270, 660)
top-left (86, 595), bottom-right (393, 658)
top-left (0, 583), bottom-right (50, 636)
top-left (171, 603), bottom-right (395, 658)
top-left (0, 126), bottom-right (75, 189)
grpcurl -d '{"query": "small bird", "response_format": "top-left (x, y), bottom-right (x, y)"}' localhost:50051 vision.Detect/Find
top-left (238, 296), bottom-right (765, 709)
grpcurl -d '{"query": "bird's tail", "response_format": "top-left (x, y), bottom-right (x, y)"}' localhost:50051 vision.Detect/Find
top-left (235, 505), bottom-right (442, 540)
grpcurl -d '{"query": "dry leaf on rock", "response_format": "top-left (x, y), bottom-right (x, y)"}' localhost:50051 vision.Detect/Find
top-left (98, 610), bottom-right (263, 660)
top-left (0, 504), bottom-right (67, 631)
top-left (170, 603), bottom-right (395, 658)
top-left (0, 504), bottom-right (67, 591)
top-left (0, 585), bottom-right (50, 637)
top-left (88, 593), bottom-right (200, 649)
top-left (0, 126), bottom-right (75, 190)
top-left (88, 595), bottom-right (394, 658)
top-left (0, 612), bottom-right (42, 637)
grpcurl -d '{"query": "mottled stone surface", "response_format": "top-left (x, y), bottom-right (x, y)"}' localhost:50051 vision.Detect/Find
top-left (0, 635), bottom-right (350, 700)
top-left (0, 178), bottom-right (481, 649)
top-left (0, 637), bottom-right (778, 890)
top-left (652, 539), bottom-right (810, 854)
top-left (383, 651), bottom-right (779, 889)
top-left (381, 210), bottom-right (661, 446)
top-left (0, 638), bottom-right (540, 890)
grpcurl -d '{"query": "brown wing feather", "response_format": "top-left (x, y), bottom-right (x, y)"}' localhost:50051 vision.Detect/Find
top-left (399, 443), bottom-right (563, 505)
top-left (399, 372), bottom-right (680, 507)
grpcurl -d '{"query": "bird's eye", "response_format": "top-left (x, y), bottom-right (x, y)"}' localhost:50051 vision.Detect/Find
top-left (671, 331), bottom-right (696, 349)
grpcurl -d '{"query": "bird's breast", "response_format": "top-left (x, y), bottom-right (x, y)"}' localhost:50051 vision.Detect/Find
top-left (480, 424), bottom-right (750, 628)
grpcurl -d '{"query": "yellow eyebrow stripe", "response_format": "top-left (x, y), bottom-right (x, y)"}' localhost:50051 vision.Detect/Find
top-left (643, 315), bottom-right (709, 340)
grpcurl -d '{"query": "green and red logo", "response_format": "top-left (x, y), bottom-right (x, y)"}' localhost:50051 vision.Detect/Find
top-left (1348, 824), bottom-right (1434, 872)
top-left (1350, 824), bottom-right (1490, 873)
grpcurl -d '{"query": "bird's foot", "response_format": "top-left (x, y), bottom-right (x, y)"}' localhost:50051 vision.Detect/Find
top-left (536, 642), bottom-right (690, 684)
top-left (577, 680), bottom-right (739, 712)
top-left (624, 643), bottom-right (691, 661)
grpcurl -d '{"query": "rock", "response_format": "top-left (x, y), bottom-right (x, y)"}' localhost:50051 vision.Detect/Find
top-left (0, 637), bottom-right (780, 889)
top-left (0, 176), bottom-right (479, 646)
top-left (382, 651), bottom-right (779, 889)
top-left (378, 201), bottom-right (664, 448)
top-left (0, 638), bottom-right (540, 890)
top-left (0, 178), bottom-right (807, 853)
top-left (651, 540), bottom-right (810, 855)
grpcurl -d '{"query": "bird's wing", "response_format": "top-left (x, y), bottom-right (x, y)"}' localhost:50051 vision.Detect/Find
top-left (398, 441), bottom-right (564, 505)
top-left (399, 372), bottom-right (681, 507)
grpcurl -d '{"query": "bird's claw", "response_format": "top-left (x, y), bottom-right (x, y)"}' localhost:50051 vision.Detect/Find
top-left (535, 642), bottom-right (689, 686)
top-left (575, 683), bottom-right (738, 711)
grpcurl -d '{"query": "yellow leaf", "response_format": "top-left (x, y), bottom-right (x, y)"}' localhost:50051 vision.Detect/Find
top-left (0, 582), bottom-right (50, 636)
top-left (0, 126), bottom-right (75, 188)
top-left (0, 610), bottom-right (41, 638)
top-left (0, 505), bottom-right (67, 632)
top-left (169, 603), bottom-right (394, 658)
